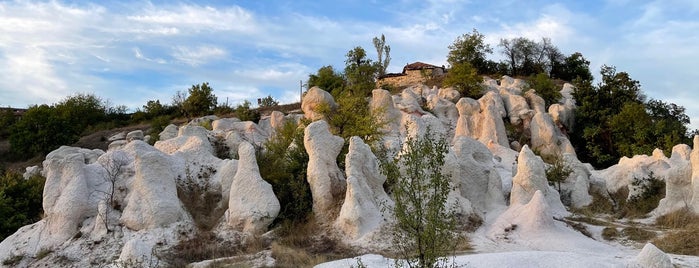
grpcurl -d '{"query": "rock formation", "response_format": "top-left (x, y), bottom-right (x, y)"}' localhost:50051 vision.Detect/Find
top-left (304, 120), bottom-right (346, 221)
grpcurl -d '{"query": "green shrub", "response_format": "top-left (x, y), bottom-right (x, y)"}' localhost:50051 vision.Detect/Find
top-left (257, 120), bottom-right (312, 226)
top-left (0, 171), bottom-right (45, 240)
top-left (147, 115), bottom-right (171, 145)
top-left (234, 100), bottom-right (260, 123)
top-left (622, 173), bottom-right (665, 218)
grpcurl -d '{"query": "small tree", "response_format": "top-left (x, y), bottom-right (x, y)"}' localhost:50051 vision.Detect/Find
top-left (386, 128), bottom-right (458, 268)
top-left (235, 100), bottom-right (260, 123)
top-left (447, 29), bottom-right (493, 74)
top-left (373, 34), bottom-right (391, 77)
top-left (443, 62), bottom-right (483, 99)
top-left (527, 72), bottom-right (561, 108)
top-left (98, 152), bottom-right (129, 231)
top-left (259, 95), bottom-right (279, 108)
top-left (183, 82), bottom-right (217, 117)
top-left (545, 153), bottom-right (573, 193)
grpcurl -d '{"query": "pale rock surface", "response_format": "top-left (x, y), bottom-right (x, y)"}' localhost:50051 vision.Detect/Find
top-left (483, 77), bottom-right (499, 92)
top-left (212, 118), bottom-right (242, 132)
top-left (426, 94), bottom-right (459, 139)
top-left (530, 111), bottom-right (576, 159)
top-left (23, 165), bottom-right (41, 179)
top-left (510, 146), bottom-right (567, 216)
top-left (560, 83), bottom-right (575, 101)
top-left (304, 120), bottom-right (346, 221)
top-left (118, 238), bottom-right (155, 265)
top-left (336, 137), bottom-right (392, 240)
top-left (396, 87), bottom-right (425, 115)
top-left (188, 115), bottom-right (219, 127)
top-left (438, 87), bottom-right (461, 103)
top-left (215, 159), bottom-right (238, 208)
top-left (159, 124), bottom-right (178, 141)
top-left (597, 151), bottom-right (670, 194)
top-left (370, 89), bottom-right (402, 133)
top-left (120, 141), bottom-right (186, 230)
top-left (476, 92), bottom-right (509, 147)
top-left (562, 154), bottom-right (594, 208)
top-left (691, 136), bottom-right (699, 213)
top-left (126, 130), bottom-right (144, 142)
top-left (109, 140), bottom-right (128, 151)
top-left (633, 243), bottom-right (673, 268)
top-left (655, 144), bottom-right (693, 216)
top-left (227, 142), bottom-right (280, 233)
top-left (302, 86), bottom-right (337, 120)
top-left (447, 136), bottom-right (505, 214)
top-left (500, 90), bottom-right (532, 125)
top-left (487, 141), bottom-right (519, 196)
top-left (109, 131), bottom-right (126, 141)
top-left (549, 100), bottom-right (575, 132)
top-left (525, 89), bottom-right (546, 113)
top-left (455, 97), bottom-right (480, 138)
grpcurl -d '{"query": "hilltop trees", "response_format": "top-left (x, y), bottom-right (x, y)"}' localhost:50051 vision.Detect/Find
top-left (373, 34), bottom-right (392, 77)
top-left (447, 29), bottom-right (494, 74)
top-left (183, 82), bottom-right (217, 117)
top-left (307, 65), bottom-right (345, 96)
top-left (571, 65), bottom-right (692, 168)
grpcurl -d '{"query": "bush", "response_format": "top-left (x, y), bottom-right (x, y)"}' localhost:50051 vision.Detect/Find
top-left (234, 100), bottom-right (260, 123)
top-left (443, 62), bottom-right (483, 99)
top-left (527, 72), bottom-right (561, 109)
top-left (147, 115), bottom-right (171, 145)
top-left (0, 171), bottom-right (45, 240)
top-left (623, 173), bottom-right (665, 218)
top-left (385, 128), bottom-right (461, 268)
top-left (544, 153), bottom-right (573, 194)
top-left (257, 120), bottom-right (312, 226)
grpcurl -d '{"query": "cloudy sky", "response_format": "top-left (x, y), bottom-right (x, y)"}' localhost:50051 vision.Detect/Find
top-left (1, 0), bottom-right (698, 127)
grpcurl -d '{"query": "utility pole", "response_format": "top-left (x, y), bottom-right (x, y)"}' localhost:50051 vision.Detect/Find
top-left (299, 80), bottom-right (303, 103)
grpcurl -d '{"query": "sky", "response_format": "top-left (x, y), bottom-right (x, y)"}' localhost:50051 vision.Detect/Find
top-left (1, 0), bottom-right (698, 128)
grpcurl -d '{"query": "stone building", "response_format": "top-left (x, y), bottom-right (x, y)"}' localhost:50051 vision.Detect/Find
top-left (377, 62), bottom-right (446, 88)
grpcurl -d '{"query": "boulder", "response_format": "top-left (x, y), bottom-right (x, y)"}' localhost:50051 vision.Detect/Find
top-left (438, 87), bottom-right (461, 103)
top-left (525, 90), bottom-right (546, 113)
top-left (634, 243), bottom-right (673, 268)
top-left (426, 94), bottom-right (459, 139)
top-left (370, 89), bottom-right (401, 133)
top-left (302, 86), bottom-right (337, 120)
top-left (304, 120), bottom-right (346, 221)
top-left (227, 142), bottom-right (280, 233)
top-left (455, 97), bottom-right (480, 138)
top-left (108, 131), bottom-right (126, 141)
top-left (212, 118), bottom-right (242, 132)
top-left (655, 144), bottom-right (693, 216)
top-left (501, 90), bottom-right (532, 125)
top-left (396, 87), bottom-right (425, 115)
top-left (336, 137), bottom-right (392, 239)
top-left (159, 124), bottom-right (179, 141)
top-left (511, 145), bottom-right (567, 216)
top-left (23, 165), bottom-right (41, 180)
top-left (448, 136), bottom-right (505, 213)
top-left (477, 93), bottom-right (509, 147)
top-left (120, 141), bottom-right (186, 230)
top-left (126, 130), bottom-right (144, 142)
top-left (691, 136), bottom-right (699, 213)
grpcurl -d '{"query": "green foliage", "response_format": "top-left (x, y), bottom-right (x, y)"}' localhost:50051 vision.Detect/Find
top-left (257, 120), bottom-right (312, 225)
top-left (499, 37), bottom-right (559, 77)
top-left (142, 100), bottom-right (168, 119)
top-left (625, 173), bottom-right (665, 217)
top-left (527, 72), bottom-right (561, 108)
top-left (447, 29), bottom-right (494, 74)
top-left (307, 65), bottom-right (345, 96)
top-left (373, 34), bottom-right (391, 77)
top-left (147, 115), bottom-right (171, 145)
top-left (544, 153), bottom-right (573, 193)
top-left (385, 128), bottom-right (459, 268)
top-left (551, 52), bottom-right (593, 82)
top-left (183, 82), bottom-right (218, 117)
top-left (10, 104), bottom-right (73, 157)
top-left (234, 100), bottom-right (261, 123)
top-left (0, 171), bottom-right (45, 241)
top-left (0, 108), bottom-right (18, 139)
top-left (259, 95), bottom-right (279, 108)
top-left (571, 66), bottom-right (692, 168)
top-left (443, 62), bottom-right (483, 99)
top-left (344, 46), bottom-right (378, 96)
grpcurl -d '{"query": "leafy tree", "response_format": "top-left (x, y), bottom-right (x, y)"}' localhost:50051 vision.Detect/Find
top-left (183, 82), bottom-right (217, 117)
top-left (552, 52), bottom-right (593, 82)
top-left (527, 72), bottom-right (561, 108)
top-left (0, 108), bottom-right (18, 139)
top-left (443, 62), bottom-right (483, 99)
top-left (447, 29), bottom-right (493, 74)
top-left (143, 100), bottom-right (167, 119)
top-left (259, 95), bottom-right (279, 108)
top-left (385, 128), bottom-right (458, 268)
top-left (571, 66), bottom-right (691, 168)
top-left (545, 153), bottom-right (573, 193)
top-left (373, 34), bottom-right (391, 77)
top-left (0, 171), bottom-right (45, 240)
top-left (257, 120), bottom-right (312, 225)
top-left (499, 37), bottom-right (559, 76)
top-left (10, 104), bottom-right (72, 157)
top-left (307, 65), bottom-right (345, 95)
top-left (55, 93), bottom-right (108, 133)
top-left (344, 46), bottom-right (378, 95)
top-left (234, 100), bottom-right (260, 123)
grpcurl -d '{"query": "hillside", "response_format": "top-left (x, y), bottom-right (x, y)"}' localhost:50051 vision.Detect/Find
top-left (1, 78), bottom-right (698, 267)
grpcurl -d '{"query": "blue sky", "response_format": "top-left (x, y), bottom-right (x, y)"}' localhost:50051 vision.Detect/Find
top-left (1, 0), bottom-right (698, 128)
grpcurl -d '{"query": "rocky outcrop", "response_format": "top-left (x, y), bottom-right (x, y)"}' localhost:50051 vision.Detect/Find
top-left (511, 145), bottom-right (567, 216)
top-left (455, 97), bottom-right (480, 138)
top-left (121, 141), bottom-right (186, 230)
top-left (370, 89), bottom-right (401, 134)
top-left (302, 86), bottom-right (337, 120)
top-left (304, 120), bottom-right (346, 221)
top-left (655, 144), bottom-right (693, 215)
top-left (634, 243), bottom-right (673, 268)
top-left (227, 142), bottom-right (280, 233)
top-left (336, 137), bottom-right (392, 239)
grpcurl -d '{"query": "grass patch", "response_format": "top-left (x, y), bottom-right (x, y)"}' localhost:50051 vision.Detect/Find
top-left (2, 254), bottom-right (24, 266)
top-left (163, 231), bottom-right (247, 268)
top-left (570, 190), bottom-right (615, 217)
top-left (602, 227), bottom-right (619, 241)
top-left (621, 227), bottom-right (656, 243)
top-left (36, 248), bottom-right (52, 260)
top-left (271, 218), bottom-right (355, 268)
top-left (565, 215), bottom-right (611, 227)
top-left (655, 207), bottom-right (699, 229)
top-left (652, 224), bottom-right (699, 256)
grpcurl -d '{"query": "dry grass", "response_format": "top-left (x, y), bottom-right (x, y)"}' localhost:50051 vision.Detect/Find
top-left (621, 227), bottom-right (656, 243)
top-left (565, 215), bottom-right (611, 227)
top-left (652, 224), bottom-right (699, 256)
top-left (164, 231), bottom-right (245, 268)
top-left (570, 190), bottom-right (615, 217)
top-left (655, 207), bottom-right (699, 229)
top-left (602, 227), bottom-right (619, 241)
top-left (271, 218), bottom-right (355, 268)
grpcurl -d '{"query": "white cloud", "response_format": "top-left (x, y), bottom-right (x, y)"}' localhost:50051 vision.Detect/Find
top-left (126, 4), bottom-right (257, 34)
top-left (171, 46), bottom-right (227, 66)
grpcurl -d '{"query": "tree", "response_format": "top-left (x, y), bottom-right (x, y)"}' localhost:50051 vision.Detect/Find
top-left (443, 62), bottom-right (483, 99)
top-left (545, 153), bottom-right (573, 193)
top-left (447, 29), bottom-right (493, 74)
top-left (308, 65), bottom-right (346, 97)
top-left (97, 152), bottom-right (129, 232)
top-left (0, 108), bottom-right (17, 139)
top-left (344, 46), bottom-right (378, 95)
top-left (373, 34), bottom-right (391, 77)
top-left (235, 100), bottom-right (260, 123)
top-left (0, 170), bottom-right (45, 240)
top-left (386, 128), bottom-right (458, 268)
top-left (143, 100), bottom-right (167, 119)
top-left (499, 37), bottom-right (560, 77)
top-left (527, 72), bottom-right (561, 108)
top-left (259, 95), bottom-right (279, 108)
top-left (183, 82), bottom-right (217, 117)
top-left (10, 104), bottom-right (72, 157)
top-left (552, 52), bottom-right (593, 82)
